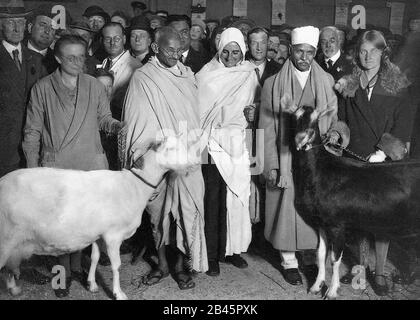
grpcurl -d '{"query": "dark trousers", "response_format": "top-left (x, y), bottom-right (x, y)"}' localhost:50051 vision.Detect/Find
top-left (202, 161), bottom-right (227, 261)
top-left (58, 251), bottom-right (82, 278)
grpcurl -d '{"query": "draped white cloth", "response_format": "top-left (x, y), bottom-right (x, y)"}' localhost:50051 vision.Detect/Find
top-left (197, 28), bottom-right (259, 255)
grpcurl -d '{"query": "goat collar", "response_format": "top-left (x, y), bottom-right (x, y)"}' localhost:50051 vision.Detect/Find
top-left (129, 169), bottom-right (165, 189)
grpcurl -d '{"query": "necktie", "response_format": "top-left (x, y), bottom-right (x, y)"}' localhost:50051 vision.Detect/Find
top-left (255, 68), bottom-right (262, 85)
top-left (104, 58), bottom-right (112, 71)
top-left (12, 49), bottom-right (21, 72)
top-left (327, 59), bottom-right (334, 70)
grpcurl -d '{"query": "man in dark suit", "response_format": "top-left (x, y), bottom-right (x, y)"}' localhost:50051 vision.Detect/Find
top-left (0, 5), bottom-right (47, 178)
top-left (25, 8), bottom-right (58, 74)
top-left (317, 26), bottom-right (353, 82)
top-left (0, 2), bottom-right (49, 286)
top-left (167, 14), bottom-right (210, 73)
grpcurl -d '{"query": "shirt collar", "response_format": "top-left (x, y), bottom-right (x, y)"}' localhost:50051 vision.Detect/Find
top-left (2, 40), bottom-right (22, 56)
top-left (251, 59), bottom-right (267, 74)
top-left (182, 49), bottom-right (189, 59)
top-left (27, 41), bottom-right (48, 56)
top-left (325, 50), bottom-right (341, 64)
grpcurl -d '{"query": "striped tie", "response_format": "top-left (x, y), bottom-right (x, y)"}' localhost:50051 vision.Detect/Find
top-left (12, 49), bottom-right (21, 72)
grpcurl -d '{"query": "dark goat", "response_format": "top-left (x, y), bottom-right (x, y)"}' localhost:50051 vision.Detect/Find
top-left (290, 106), bottom-right (420, 299)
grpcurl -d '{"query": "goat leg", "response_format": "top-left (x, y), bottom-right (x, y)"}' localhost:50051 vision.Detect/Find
top-left (88, 241), bottom-right (100, 293)
top-left (326, 250), bottom-right (343, 300)
top-left (107, 239), bottom-right (128, 300)
top-left (310, 229), bottom-right (327, 295)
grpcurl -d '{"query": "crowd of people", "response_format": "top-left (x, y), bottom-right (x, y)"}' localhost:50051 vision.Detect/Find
top-left (0, 0), bottom-right (419, 299)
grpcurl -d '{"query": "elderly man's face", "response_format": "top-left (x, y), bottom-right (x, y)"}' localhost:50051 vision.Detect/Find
top-left (220, 41), bottom-right (243, 68)
top-left (320, 28), bottom-right (339, 59)
top-left (169, 21), bottom-right (191, 52)
top-left (1, 17), bottom-right (26, 45)
top-left (88, 15), bottom-right (105, 32)
top-left (30, 15), bottom-right (56, 50)
top-left (130, 29), bottom-right (151, 55)
top-left (155, 36), bottom-right (183, 68)
top-left (103, 25), bottom-right (126, 59)
top-left (249, 31), bottom-right (268, 63)
top-left (291, 43), bottom-right (316, 71)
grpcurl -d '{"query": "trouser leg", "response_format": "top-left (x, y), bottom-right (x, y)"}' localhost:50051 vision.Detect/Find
top-left (280, 251), bottom-right (299, 269)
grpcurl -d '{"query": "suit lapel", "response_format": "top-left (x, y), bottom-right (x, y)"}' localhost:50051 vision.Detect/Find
top-left (0, 44), bottom-right (25, 94)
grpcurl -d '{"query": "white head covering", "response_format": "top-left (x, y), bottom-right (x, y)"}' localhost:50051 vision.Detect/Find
top-left (217, 27), bottom-right (247, 61)
top-left (291, 26), bottom-right (320, 49)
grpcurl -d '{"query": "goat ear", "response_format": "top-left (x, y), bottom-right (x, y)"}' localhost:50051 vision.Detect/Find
top-left (281, 94), bottom-right (298, 114)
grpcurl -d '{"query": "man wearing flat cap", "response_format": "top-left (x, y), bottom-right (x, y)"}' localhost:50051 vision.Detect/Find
top-left (131, 1), bottom-right (147, 17)
top-left (259, 26), bottom-right (349, 286)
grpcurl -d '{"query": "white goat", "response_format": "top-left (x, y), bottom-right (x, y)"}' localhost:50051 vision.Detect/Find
top-left (0, 136), bottom-right (197, 300)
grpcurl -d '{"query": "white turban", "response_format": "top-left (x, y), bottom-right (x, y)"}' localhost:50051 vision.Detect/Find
top-left (217, 27), bottom-right (247, 60)
top-left (291, 26), bottom-right (320, 49)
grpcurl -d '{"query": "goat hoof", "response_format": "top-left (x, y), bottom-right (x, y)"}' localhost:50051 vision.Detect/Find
top-left (9, 286), bottom-right (22, 296)
top-left (88, 281), bottom-right (99, 293)
top-left (309, 281), bottom-right (325, 295)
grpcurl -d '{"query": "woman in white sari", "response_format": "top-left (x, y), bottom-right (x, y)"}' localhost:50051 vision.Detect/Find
top-left (197, 27), bottom-right (259, 276)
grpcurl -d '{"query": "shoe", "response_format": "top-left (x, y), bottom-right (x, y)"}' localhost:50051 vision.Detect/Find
top-left (340, 272), bottom-right (354, 285)
top-left (225, 254), bottom-right (248, 269)
top-left (206, 260), bottom-right (220, 277)
top-left (372, 275), bottom-right (389, 296)
top-left (54, 277), bottom-right (72, 298)
top-left (282, 268), bottom-right (303, 286)
top-left (302, 264), bottom-right (318, 286)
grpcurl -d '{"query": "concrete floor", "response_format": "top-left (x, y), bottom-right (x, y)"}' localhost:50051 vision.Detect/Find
top-left (1, 233), bottom-right (420, 301)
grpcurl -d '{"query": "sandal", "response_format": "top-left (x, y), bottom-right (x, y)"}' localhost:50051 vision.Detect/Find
top-left (174, 271), bottom-right (195, 290)
top-left (142, 269), bottom-right (169, 286)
